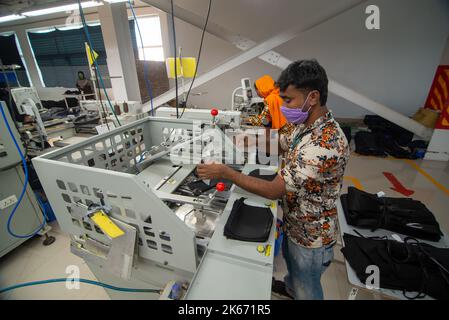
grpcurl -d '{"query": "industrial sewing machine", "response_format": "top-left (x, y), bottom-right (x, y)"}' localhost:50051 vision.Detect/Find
top-left (232, 78), bottom-right (265, 123)
top-left (32, 115), bottom-right (279, 299)
top-left (0, 101), bottom-right (53, 258)
top-left (154, 78), bottom-right (265, 130)
top-left (10, 87), bottom-right (77, 155)
top-left (154, 106), bottom-right (242, 129)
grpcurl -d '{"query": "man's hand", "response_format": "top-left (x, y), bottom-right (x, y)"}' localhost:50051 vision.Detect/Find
top-left (197, 162), bottom-right (287, 200)
top-left (196, 163), bottom-right (231, 180)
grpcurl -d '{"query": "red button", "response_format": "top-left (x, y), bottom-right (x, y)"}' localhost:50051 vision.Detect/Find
top-left (211, 108), bottom-right (218, 116)
top-left (216, 182), bottom-right (225, 192)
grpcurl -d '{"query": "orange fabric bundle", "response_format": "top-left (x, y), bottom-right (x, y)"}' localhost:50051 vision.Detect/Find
top-left (255, 75), bottom-right (287, 129)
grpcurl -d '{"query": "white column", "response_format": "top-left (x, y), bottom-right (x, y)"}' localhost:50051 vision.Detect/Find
top-left (15, 28), bottom-right (44, 90)
top-left (98, 2), bottom-right (141, 102)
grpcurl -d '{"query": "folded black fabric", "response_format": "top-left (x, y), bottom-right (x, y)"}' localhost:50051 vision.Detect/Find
top-left (341, 233), bottom-right (449, 299)
top-left (248, 169), bottom-right (277, 181)
top-left (224, 197), bottom-right (273, 242)
top-left (341, 187), bottom-right (442, 241)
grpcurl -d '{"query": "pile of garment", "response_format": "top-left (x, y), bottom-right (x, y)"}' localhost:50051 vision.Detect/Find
top-left (354, 115), bottom-right (427, 159)
top-left (40, 100), bottom-right (81, 121)
top-left (341, 187), bottom-right (443, 242)
top-left (341, 233), bottom-right (449, 299)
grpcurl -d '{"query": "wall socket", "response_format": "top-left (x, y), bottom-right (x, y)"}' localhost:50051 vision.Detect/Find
top-left (0, 195), bottom-right (18, 210)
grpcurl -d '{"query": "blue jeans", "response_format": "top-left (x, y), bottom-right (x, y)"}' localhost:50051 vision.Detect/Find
top-left (282, 235), bottom-right (334, 300)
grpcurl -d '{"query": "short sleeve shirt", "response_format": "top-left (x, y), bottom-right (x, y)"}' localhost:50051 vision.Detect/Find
top-left (280, 111), bottom-right (350, 248)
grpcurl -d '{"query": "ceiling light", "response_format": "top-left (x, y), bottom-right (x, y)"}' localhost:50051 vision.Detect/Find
top-left (23, 1), bottom-right (102, 17)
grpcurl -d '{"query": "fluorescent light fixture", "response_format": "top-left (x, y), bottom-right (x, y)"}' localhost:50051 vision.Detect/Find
top-left (104, 0), bottom-right (128, 3)
top-left (31, 27), bottom-right (57, 34)
top-left (57, 24), bottom-right (83, 31)
top-left (0, 14), bottom-right (26, 23)
top-left (23, 1), bottom-right (102, 17)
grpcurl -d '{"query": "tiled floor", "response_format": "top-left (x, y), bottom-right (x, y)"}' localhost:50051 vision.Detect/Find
top-left (1, 154), bottom-right (448, 300)
top-left (0, 222), bottom-right (110, 300)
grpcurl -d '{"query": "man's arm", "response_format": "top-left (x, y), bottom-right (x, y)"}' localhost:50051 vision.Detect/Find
top-left (197, 164), bottom-right (286, 200)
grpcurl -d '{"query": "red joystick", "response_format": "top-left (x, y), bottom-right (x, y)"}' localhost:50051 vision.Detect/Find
top-left (211, 108), bottom-right (218, 117)
top-left (216, 182), bottom-right (225, 192)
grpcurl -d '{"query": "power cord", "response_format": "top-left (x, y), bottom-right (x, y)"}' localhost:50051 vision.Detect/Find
top-left (77, 0), bottom-right (121, 126)
top-left (170, 0), bottom-right (179, 118)
top-left (0, 278), bottom-right (161, 295)
top-left (180, 0), bottom-right (212, 118)
top-left (128, 0), bottom-right (155, 116)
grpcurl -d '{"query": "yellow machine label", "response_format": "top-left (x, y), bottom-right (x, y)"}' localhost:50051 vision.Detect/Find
top-left (91, 211), bottom-right (124, 238)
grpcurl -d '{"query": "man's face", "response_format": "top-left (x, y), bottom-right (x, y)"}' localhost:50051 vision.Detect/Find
top-left (280, 85), bottom-right (319, 109)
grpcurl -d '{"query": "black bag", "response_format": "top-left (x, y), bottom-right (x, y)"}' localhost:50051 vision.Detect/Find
top-left (224, 197), bottom-right (273, 242)
top-left (354, 131), bottom-right (387, 157)
top-left (248, 169), bottom-right (277, 181)
top-left (364, 115), bottom-right (414, 147)
top-left (341, 187), bottom-right (443, 241)
top-left (341, 126), bottom-right (352, 144)
top-left (341, 233), bottom-right (449, 300)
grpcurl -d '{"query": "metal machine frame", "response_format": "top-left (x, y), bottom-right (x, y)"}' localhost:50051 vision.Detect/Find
top-left (32, 116), bottom-right (276, 299)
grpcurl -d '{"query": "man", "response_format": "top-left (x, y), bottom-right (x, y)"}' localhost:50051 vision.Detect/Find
top-left (248, 75), bottom-right (287, 130)
top-left (76, 71), bottom-right (94, 99)
top-left (197, 59), bottom-right (350, 300)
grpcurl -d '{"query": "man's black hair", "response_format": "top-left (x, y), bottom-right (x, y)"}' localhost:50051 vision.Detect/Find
top-left (277, 59), bottom-right (328, 106)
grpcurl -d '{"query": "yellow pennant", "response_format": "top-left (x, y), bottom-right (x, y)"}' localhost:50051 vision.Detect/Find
top-left (85, 43), bottom-right (99, 66)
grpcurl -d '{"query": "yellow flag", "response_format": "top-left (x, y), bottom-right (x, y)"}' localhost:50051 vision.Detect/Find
top-left (166, 57), bottom-right (197, 78)
top-left (85, 42), bottom-right (99, 66)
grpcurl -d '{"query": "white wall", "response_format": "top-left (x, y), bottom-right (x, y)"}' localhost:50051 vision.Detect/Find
top-left (440, 36), bottom-right (449, 65)
top-left (162, 0), bottom-right (449, 118)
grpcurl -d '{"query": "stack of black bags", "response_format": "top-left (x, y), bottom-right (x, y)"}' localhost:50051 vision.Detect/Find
top-left (340, 187), bottom-right (449, 299)
top-left (354, 115), bottom-right (427, 159)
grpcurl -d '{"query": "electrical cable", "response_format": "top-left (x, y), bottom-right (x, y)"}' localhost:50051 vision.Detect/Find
top-left (93, 67), bottom-right (110, 131)
top-left (169, 0), bottom-right (179, 118)
top-left (0, 103), bottom-right (47, 238)
top-left (0, 278), bottom-right (161, 295)
top-left (128, 0), bottom-right (155, 116)
top-left (180, 0), bottom-right (212, 118)
top-left (76, 0), bottom-right (121, 126)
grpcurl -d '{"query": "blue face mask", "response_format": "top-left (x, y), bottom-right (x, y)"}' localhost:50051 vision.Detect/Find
top-left (281, 92), bottom-right (312, 124)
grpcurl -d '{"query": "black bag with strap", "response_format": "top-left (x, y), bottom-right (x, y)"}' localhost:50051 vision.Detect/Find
top-left (341, 233), bottom-right (449, 300)
top-left (341, 187), bottom-right (442, 242)
top-left (224, 197), bottom-right (273, 242)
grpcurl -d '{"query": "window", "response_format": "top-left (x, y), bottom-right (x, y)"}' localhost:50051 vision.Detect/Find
top-left (0, 32), bottom-right (31, 87)
top-left (134, 16), bottom-right (164, 62)
top-left (27, 24), bottom-right (111, 88)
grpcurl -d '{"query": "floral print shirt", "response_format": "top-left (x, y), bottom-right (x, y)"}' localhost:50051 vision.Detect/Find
top-left (280, 111), bottom-right (349, 248)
